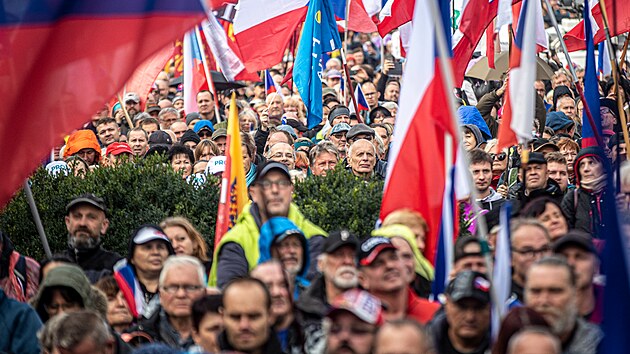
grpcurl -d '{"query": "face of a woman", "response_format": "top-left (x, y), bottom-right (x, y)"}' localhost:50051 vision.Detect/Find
top-left (171, 154), bottom-right (192, 178)
top-left (578, 156), bottom-right (604, 181)
top-left (106, 291), bottom-right (133, 328)
top-left (199, 147), bottom-right (216, 162)
top-left (538, 203), bottom-right (568, 241)
top-left (163, 225), bottom-right (196, 256)
top-left (132, 240), bottom-right (170, 276)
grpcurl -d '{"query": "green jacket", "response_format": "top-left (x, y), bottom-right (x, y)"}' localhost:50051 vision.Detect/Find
top-left (209, 202), bottom-right (327, 287)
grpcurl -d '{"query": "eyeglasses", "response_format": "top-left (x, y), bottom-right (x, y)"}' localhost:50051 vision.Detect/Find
top-left (512, 245), bottom-right (551, 258)
top-left (198, 130), bottom-right (212, 138)
top-left (257, 179), bottom-right (292, 190)
top-left (331, 132), bottom-right (347, 139)
top-left (161, 284), bottom-right (204, 294)
top-left (491, 152), bottom-right (507, 161)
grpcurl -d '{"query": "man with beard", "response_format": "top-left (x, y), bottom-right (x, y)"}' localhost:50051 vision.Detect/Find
top-left (251, 261), bottom-right (304, 354)
top-left (525, 256), bottom-right (602, 353)
top-left (59, 194), bottom-right (122, 282)
top-left (123, 92), bottom-right (141, 118)
top-left (297, 230), bottom-right (359, 353)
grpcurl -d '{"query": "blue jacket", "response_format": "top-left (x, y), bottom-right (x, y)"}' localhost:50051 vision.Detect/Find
top-left (0, 288), bottom-right (42, 354)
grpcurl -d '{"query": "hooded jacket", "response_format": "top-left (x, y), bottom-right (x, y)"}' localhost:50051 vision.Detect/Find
top-left (63, 129), bottom-right (102, 163)
top-left (561, 147), bottom-right (610, 238)
top-left (209, 202), bottom-right (327, 287)
top-left (462, 124), bottom-right (487, 148)
top-left (459, 106), bottom-right (492, 140)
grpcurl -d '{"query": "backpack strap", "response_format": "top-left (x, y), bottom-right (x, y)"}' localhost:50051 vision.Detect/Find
top-left (13, 255), bottom-right (27, 295)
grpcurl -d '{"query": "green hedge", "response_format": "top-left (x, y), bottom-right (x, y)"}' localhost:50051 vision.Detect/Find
top-left (0, 159), bottom-right (383, 261)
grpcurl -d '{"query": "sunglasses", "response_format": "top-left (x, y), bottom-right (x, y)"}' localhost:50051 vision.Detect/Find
top-left (491, 152), bottom-right (507, 161)
top-left (198, 130), bottom-right (212, 138)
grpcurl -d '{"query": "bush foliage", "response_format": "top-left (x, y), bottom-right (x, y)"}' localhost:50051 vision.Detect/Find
top-left (0, 159), bottom-right (383, 261)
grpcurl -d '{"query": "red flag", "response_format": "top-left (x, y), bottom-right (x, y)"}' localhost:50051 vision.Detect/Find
top-left (486, 20), bottom-right (496, 69)
top-left (564, 0), bottom-right (630, 51)
top-left (347, 0), bottom-right (378, 33)
top-left (120, 44), bottom-right (175, 106)
top-left (0, 1), bottom-right (204, 208)
top-left (377, 0), bottom-right (415, 37)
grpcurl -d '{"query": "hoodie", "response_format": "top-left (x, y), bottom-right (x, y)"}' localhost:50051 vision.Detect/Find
top-left (463, 124), bottom-right (487, 148)
top-left (458, 106), bottom-right (492, 140)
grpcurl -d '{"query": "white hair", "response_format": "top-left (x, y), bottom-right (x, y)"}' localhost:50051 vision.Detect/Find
top-left (159, 255), bottom-right (206, 286)
top-left (347, 139), bottom-right (376, 160)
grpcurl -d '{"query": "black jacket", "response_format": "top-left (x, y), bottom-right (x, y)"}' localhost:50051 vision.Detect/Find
top-left (124, 308), bottom-right (195, 350)
top-left (217, 328), bottom-right (286, 354)
top-left (428, 310), bottom-right (490, 354)
top-left (295, 275), bottom-right (329, 354)
top-left (61, 243), bottom-right (122, 283)
top-left (508, 178), bottom-right (564, 215)
top-left (561, 187), bottom-right (612, 238)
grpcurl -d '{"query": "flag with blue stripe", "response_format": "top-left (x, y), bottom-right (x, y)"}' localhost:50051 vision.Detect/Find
top-left (581, 0), bottom-right (602, 148)
top-left (294, 0), bottom-right (342, 128)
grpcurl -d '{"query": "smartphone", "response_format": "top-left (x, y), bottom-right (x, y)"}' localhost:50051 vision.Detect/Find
top-left (390, 60), bottom-right (403, 76)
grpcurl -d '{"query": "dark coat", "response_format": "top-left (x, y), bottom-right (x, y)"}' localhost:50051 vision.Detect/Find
top-left (217, 328), bottom-right (286, 354)
top-left (60, 243), bottom-right (122, 282)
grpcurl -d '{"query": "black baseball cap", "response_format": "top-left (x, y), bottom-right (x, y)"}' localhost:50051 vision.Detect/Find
top-left (552, 230), bottom-right (596, 254)
top-left (454, 235), bottom-right (483, 262)
top-left (446, 270), bottom-right (491, 304)
top-left (66, 194), bottom-right (107, 215)
top-left (324, 230), bottom-right (359, 254)
top-left (358, 237), bottom-right (396, 267)
top-left (526, 152), bottom-right (547, 165)
top-left (255, 161), bottom-right (291, 182)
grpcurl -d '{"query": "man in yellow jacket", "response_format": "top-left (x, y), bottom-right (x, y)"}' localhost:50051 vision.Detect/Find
top-left (209, 161), bottom-right (327, 287)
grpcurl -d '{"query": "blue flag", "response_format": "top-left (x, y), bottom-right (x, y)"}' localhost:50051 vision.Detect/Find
top-left (294, 0), bottom-right (342, 129)
top-left (581, 3), bottom-right (602, 148)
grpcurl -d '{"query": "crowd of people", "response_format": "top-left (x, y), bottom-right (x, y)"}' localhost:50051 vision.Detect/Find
top-left (2, 6), bottom-right (630, 353)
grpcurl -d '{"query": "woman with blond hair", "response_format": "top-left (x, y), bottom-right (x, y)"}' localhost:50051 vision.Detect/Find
top-left (160, 217), bottom-right (211, 274)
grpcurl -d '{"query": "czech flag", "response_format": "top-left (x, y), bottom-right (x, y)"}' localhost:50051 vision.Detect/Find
top-left (497, 0), bottom-right (539, 151)
top-left (581, 0), bottom-right (602, 148)
top-left (183, 28), bottom-right (209, 115)
top-left (563, 0), bottom-right (630, 52)
top-left (349, 84), bottom-right (371, 115)
top-left (215, 92), bottom-right (248, 245)
top-left (0, 0), bottom-right (204, 208)
top-left (380, 0), bottom-right (459, 264)
top-left (265, 69), bottom-right (283, 97)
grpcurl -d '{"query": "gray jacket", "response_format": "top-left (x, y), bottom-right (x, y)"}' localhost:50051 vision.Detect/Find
top-left (563, 318), bottom-right (602, 354)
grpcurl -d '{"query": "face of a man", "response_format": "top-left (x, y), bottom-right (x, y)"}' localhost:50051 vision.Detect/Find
top-left (470, 162), bottom-right (492, 195)
top-left (197, 92), bottom-right (214, 116)
top-left (160, 113), bottom-right (179, 130)
top-left (97, 122), bottom-right (120, 147)
top-left (373, 127), bottom-right (390, 148)
top-left (142, 123), bottom-right (159, 137)
top-left (384, 83), bottom-right (400, 102)
top-left (600, 107), bottom-right (617, 130)
top-left (511, 225), bottom-right (551, 284)
top-left (170, 122), bottom-right (188, 142)
top-left (160, 264), bottom-right (205, 318)
top-left (271, 234), bottom-right (304, 276)
top-left (560, 148), bottom-right (577, 171)
top-left (390, 237), bottom-right (416, 283)
top-left (125, 100), bottom-right (140, 117)
top-left (319, 245), bottom-right (358, 290)
top-left (525, 265), bottom-right (577, 335)
top-left (75, 148), bottom-right (97, 165)
top-left (65, 204), bottom-right (109, 249)
top-left (251, 170), bottom-right (293, 219)
top-left (558, 246), bottom-right (596, 291)
top-left (268, 143), bottom-right (296, 170)
top-left (56, 338), bottom-right (114, 354)
top-left (362, 83), bottom-right (380, 108)
top-left (128, 130), bottom-right (148, 156)
top-left (359, 249), bottom-right (406, 294)
top-left (453, 242), bottom-right (487, 275)
top-left (444, 297), bottom-right (491, 343)
top-left (325, 312), bottom-right (375, 354)
top-left (311, 151), bottom-right (338, 176)
top-left (553, 74), bottom-right (570, 88)
top-left (349, 140), bottom-right (376, 177)
top-left (557, 97), bottom-right (576, 120)
top-left (547, 162), bottom-right (569, 192)
top-left (193, 312), bottom-right (223, 354)
top-left (535, 81), bottom-right (546, 98)
top-left (523, 163), bottom-right (548, 191)
top-left (329, 131), bottom-right (348, 156)
top-left (250, 262), bottom-right (292, 323)
top-left (374, 324), bottom-right (431, 354)
top-left (222, 283), bottom-right (272, 353)
top-left (267, 94), bottom-right (284, 121)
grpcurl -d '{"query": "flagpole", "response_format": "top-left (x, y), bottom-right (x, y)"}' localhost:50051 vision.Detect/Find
top-left (597, 0), bottom-right (630, 161)
top-left (24, 179), bottom-right (52, 259)
top-left (117, 94), bottom-right (135, 129)
top-left (343, 0), bottom-right (351, 106)
top-left (428, 0), bottom-right (494, 285)
top-left (194, 25), bottom-right (223, 123)
top-left (542, 0), bottom-right (604, 147)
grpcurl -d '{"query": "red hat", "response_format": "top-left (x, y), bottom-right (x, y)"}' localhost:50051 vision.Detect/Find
top-left (106, 142), bottom-right (133, 156)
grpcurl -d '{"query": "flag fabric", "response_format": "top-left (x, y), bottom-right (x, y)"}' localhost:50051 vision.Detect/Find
top-left (380, 0), bottom-right (458, 264)
top-left (294, 0), bottom-right (343, 129)
top-left (496, 0), bottom-right (539, 151)
top-left (377, 0), bottom-right (415, 36)
top-left (113, 260), bottom-right (146, 318)
top-left (331, 0), bottom-right (380, 33)
top-left (486, 21), bottom-right (496, 69)
top-left (598, 42), bottom-right (612, 79)
top-left (0, 0), bottom-right (204, 208)
top-left (452, 0), bottom-right (522, 85)
top-left (265, 70), bottom-right (284, 97)
top-left (120, 44), bottom-right (175, 107)
top-left (183, 29), bottom-right (209, 115)
top-left (496, 0), bottom-right (514, 31)
top-left (172, 40), bottom-right (185, 78)
top-left (215, 93), bottom-right (249, 245)
top-left (232, 0), bottom-right (308, 72)
top-left (564, 0), bottom-right (630, 52)
top-left (431, 167), bottom-right (456, 296)
top-left (349, 84), bottom-right (371, 114)
top-left (201, 11), bottom-right (249, 82)
top-left (581, 0), bottom-right (603, 148)
top-left (491, 202), bottom-right (512, 340)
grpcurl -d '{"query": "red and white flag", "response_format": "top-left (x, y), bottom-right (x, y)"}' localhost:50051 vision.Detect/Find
top-left (377, 0), bottom-right (415, 36)
top-left (232, 0), bottom-right (308, 72)
top-left (183, 29), bottom-right (209, 114)
top-left (497, 0), bottom-right (539, 150)
top-left (201, 11), bottom-right (248, 82)
top-left (380, 0), bottom-right (459, 264)
top-left (564, 0), bottom-right (630, 52)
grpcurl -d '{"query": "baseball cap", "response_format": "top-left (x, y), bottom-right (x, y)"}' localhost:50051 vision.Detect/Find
top-left (45, 161), bottom-right (70, 177)
top-left (326, 69), bottom-right (342, 79)
top-left (185, 112), bottom-right (202, 126)
top-left (262, 217), bottom-right (305, 245)
top-left (129, 224), bottom-right (175, 256)
top-left (193, 120), bottom-right (215, 134)
top-left (358, 237), bottom-right (396, 267)
top-left (211, 128), bottom-right (227, 141)
top-left (346, 124), bottom-right (375, 141)
top-left (531, 139), bottom-right (559, 153)
top-left (146, 105), bottom-right (161, 114)
top-left (323, 87), bottom-right (338, 99)
top-left (66, 194), bottom-right (107, 215)
top-left (526, 152), bottom-right (547, 165)
top-left (255, 161), bottom-right (291, 182)
top-left (276, 124), bottom-right (298, 139)
top-left (148, 131), bottom-right (173, 147)
top-left (552, 230), bottom-right (596, 254)
top-left (107, 142), bottom-right (133, 156)
top-left (206, 156), bottom-right (226, 176)
top-left (327, 289), bottom-right (384, 325)
top-left (330, 123), bottom-right (351, 135)
top-left (446, 270), bottom-right (491, 304)
top-left (324, 230), bottom-right (359, 254)
top-left (454, 235), bottom-right (483, 262)
top-left (124, 92), bottom-right (140, 104)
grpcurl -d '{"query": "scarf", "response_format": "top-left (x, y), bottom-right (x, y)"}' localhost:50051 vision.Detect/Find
top-left (246, 163), bottom-right (257, 187)
top-left (580, 173), bottom-right (607, 194)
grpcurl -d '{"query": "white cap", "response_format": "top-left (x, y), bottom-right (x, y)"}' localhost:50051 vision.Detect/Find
top-left (45, 161), bottom-right (70, 177)
top-left (133, 227), bottom-right (170, 245)
top-left (206, 156), bottom-right (227, 176)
